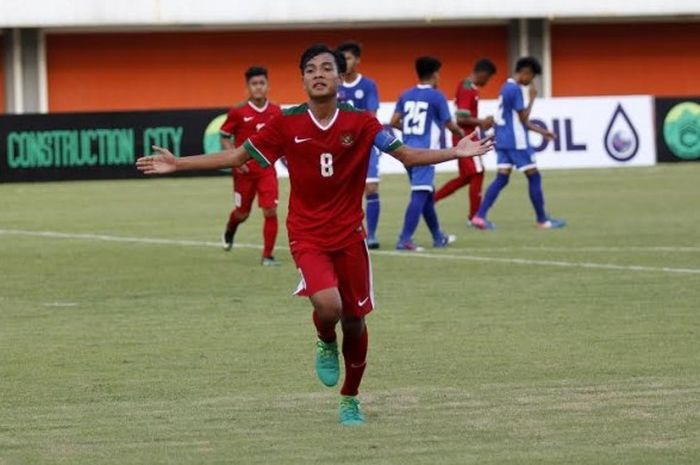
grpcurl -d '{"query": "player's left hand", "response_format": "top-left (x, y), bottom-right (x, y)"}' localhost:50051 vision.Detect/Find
top-left (136, 146), bottom-right (178, 174)
top-left (456, 132), bottom-right (494, 158)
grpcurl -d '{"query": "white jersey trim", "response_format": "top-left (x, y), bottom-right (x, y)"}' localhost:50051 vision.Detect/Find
top-left (248, 100), bottom-right (269, 113)
top-left (342, 74), bottom-right (363, 88)
top-left (307, 108), bottom-right (339, 131)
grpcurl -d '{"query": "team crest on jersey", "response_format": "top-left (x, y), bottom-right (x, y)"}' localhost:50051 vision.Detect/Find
top-left (354, 89), bottom-right (364, 100)
top-left (340, 133), bottom-right (354, 146)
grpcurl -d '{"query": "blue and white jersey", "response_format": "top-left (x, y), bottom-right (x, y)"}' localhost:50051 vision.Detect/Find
top-left (495, 78), bottom-right (530, 151)
top-left (337, 74), bottom-right (379, 113)
top-left (395, 84), bottom-right (451, 149)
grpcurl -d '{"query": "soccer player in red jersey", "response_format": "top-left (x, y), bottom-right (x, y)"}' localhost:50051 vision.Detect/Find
top-left (137, 44), bottom-right (493, 426)
top-left (220, 66), bottom-right (283, 266)
top-left (434, 59), bottom-right (497, 221)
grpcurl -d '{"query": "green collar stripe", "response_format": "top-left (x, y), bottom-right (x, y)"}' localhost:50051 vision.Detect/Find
top-left (243, 139), bottom-right (271, 168)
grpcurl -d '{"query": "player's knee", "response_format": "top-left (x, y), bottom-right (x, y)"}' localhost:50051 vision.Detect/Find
top-left (524, 168), bottom-right (539, 177)
top-left (311, 291), bottom-right (343, 323)
top-left (341, 316), bottom-right (365, 337)
top-left (234, 211), bottom-right (250, 222)
top-left (365, 183), bottom-right (378, 196)
top-left (262, 207), bottom-right (277, 218)
top-left (496, 171), bottom-right (511, 185)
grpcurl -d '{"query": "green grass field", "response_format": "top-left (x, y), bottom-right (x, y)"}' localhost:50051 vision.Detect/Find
top-left (1, 165), bottom-right (699, 465)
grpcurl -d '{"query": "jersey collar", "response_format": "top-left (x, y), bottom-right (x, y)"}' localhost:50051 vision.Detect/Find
top-left (247, 100), bottom-right (269, 113)
top-left (342, 74), bottom-right (363, 88)
top-left (416, 84), bottom-right (433, 89)
top-left (307, 107), bottom-right (339, 131)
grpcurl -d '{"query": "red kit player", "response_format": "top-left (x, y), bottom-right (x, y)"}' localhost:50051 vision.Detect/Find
top-left (220, 66), bottom-right (282, 265)
top-left (434, 58), bottom-right (497, 220)
top-left (137, 44), bottom-right (493, 426)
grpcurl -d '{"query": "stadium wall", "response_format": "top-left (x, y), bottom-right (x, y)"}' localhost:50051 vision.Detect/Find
top-left (551, 22), bottom-right (700, 97)
top-left (46, 26), bottom-right (509, 113)
top-left (0, 34), bottom-right (4, 113)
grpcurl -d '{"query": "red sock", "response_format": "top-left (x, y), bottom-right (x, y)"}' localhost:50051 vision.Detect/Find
top-left (340, 326), bottom-right (368, 396)
top-left (312, 311), bottom-right (337, 343)
top-left (262, 215), bottom-right (278, 258)
top-left (434, 176), bottom-right (469, 203)
top-left (226, 209), bottom-right (244, 233)
top-left (468, 173), bottom-right (484, 220)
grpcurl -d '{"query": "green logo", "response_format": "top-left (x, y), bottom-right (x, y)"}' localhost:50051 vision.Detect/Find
top-left (663, 102), bottom-right (700, 160)
top-left (203, 113), bottom-right (230, 173)
top-left (203, 113), bottom-right (228, 154)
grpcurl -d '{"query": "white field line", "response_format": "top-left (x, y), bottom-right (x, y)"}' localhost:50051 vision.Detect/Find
top-left (1, 229), bottom-right (699, 275)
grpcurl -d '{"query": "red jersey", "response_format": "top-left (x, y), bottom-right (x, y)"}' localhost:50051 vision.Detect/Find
top-left (220, 100), bottom-right (282, 174)
top-left (453, 79), bottom-right (480, 145)
top-left (244, 103), bottom-right (400, 249)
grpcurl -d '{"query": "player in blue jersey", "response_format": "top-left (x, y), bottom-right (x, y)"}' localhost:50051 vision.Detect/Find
top-left (391, 57), bottom-right (467, 251)
top-left (336, 41), bottom-right (383, 249)
top-left (471, 57), bottom-right (566, 230)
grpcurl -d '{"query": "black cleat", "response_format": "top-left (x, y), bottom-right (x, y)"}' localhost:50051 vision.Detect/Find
top-left (222, 230), bottom-right (234, 251)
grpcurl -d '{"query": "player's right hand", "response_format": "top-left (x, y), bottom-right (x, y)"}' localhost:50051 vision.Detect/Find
top-left (236, 164), bottom-right (250, 174)
top-left (136, 146), bottom-right (178, 174)
top-left (456, 132), bottom-right (494, 158)
top-left (529, 85), bottom-right (538, 100)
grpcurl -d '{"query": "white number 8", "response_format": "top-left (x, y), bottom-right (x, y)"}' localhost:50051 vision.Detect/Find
top-left (320, 153), bottom-right (334, 177)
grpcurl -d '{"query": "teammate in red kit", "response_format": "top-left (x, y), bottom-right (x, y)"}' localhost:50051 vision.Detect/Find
top-left (434, 59), bottom-right (497, 221)
top-left (136, 44), bottom-right (493, 426)
top-left (220, 66), bottom-right (282, 266)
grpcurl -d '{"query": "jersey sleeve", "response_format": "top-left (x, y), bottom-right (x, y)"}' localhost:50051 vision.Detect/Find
top-left (364, 116), bottom-right (402, 153)
top-left (243, 114), bottom-right (285, 168)
top-left (511, 85), bottom-right (526, 112)
top-left (219, 109), bottom-right (239, 137)
top-left (366, 80), bottom-right (379, 113)
top-left (455, 86), bottom-right (476, 117)
top-left (436, 93), bottom-right (452, 125)
top-left (393, 95), bottom-right (404, 116)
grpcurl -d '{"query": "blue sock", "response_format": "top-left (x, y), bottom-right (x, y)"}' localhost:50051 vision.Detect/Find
top-left (399, 191), bottom-right (429, 243)
top-left (421, 194), bottom-right (443, 241)
top-left (476, 173), bottom-right (510, 218)
top-left (365, 193), bottom-right (380, 241)
top-left (527, 171), bottom-right (547, 223)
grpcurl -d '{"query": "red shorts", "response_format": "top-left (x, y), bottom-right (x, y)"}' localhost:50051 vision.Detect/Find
top-left (457, 155), bottom-right (485, 177)
top-left (232, 168), bottom-right (278, 214)
top-left (291, 239), bottom-right (374, 317)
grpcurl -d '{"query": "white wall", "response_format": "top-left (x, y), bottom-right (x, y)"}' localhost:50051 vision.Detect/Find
top-left (1, 0), bottom-right (698, 28)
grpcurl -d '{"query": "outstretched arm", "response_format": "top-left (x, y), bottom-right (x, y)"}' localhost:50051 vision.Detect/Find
top-left (389, 132), bottom-right (493, 168)
top-left (136, 145), bottom-right (251, 175)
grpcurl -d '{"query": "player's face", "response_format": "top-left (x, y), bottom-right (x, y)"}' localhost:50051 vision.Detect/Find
top-left (519, 69), bottom-right (536, 85)
top-left (474, 71), bottom-right (494, 87)
top-left (342, 51), bottom-right (359, 74)
top-left (247, 75), bottom-right (269, 100)
top-left (302, 53), bottom-right (341, 100)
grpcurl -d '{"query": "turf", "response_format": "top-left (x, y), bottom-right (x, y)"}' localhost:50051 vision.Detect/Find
top-left (1, 165), bottom-right (699, 464)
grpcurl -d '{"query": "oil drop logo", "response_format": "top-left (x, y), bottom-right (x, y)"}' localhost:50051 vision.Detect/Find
top-left (604, 104), bottom-right (640, 161)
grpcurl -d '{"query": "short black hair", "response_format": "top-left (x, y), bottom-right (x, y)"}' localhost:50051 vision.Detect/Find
top-left (473, 58), bottom-right (497, 75)
top-left (244, 66), bottom-right (268, 82)
top-left (515, 56), bottom-right (542, 75)
top-left (299, 43), bottom-right (346, 75)
top-left (337, 41), bottom-right (362, 58)
top-left (415, 56), bottom-right (441, 80)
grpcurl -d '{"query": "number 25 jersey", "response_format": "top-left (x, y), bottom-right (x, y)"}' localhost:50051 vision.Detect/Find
top-left (243, 103), bottom-right (400, 250)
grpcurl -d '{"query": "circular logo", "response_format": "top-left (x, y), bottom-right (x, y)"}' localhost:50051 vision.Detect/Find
top-left (663, 102), bottom-right (700, 160)
top-left (354, 89), bottom-right (364, 100)
top-left (203, 113), bottom-right (231, 172)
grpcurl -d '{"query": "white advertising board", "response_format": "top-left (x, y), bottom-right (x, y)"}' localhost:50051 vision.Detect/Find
top-left (372, 95), bottom-right (656, 176)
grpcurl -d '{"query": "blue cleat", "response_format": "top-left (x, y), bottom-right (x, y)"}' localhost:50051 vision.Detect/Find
top-left (339, 395), bottom-right (366, 426)
top-left (537, 218), bottom-right (567, 229)
top-left (366, 238), bottom-right (380, 250)
top-left (315, 339), bottom-right (339, 387)
top-left (433, 234), bottom-right (456, 248)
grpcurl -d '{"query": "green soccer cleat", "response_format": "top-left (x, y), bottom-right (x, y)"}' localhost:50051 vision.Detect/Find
top-left (339, 395), bottom-right (366, 426)
top-left (315, 339), bottom-right (339, 387)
